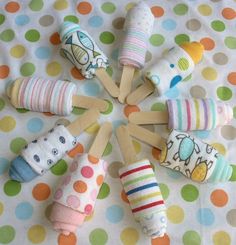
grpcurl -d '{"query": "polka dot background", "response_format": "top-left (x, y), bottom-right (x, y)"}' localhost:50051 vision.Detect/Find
top-left (0, 0), bottom-right (236, 244)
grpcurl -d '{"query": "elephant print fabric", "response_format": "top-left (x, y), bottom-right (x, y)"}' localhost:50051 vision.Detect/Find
top-left (160, 130), bottom-right (219, 182)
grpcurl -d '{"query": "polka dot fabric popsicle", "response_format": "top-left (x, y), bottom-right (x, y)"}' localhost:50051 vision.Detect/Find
top-left (0, 1), bottom-right (236, 245)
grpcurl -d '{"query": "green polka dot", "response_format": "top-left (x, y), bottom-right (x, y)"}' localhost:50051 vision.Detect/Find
top-left (0, 14), bottom-right (5, 25)
top-left (217, 86), bottom-right (232, 101)
top-left (4, 180), bottom-right (21, 197)
top-left (0, 29), bottom-right (15, 42)
top-left (229, 165), bottom-right (236, 181)
top-left (97, 182), bottom-right (110, 199)
top-left (183, 74), bottom-right (192, 82)
top-left (29, 0), bottom-right (44, 11)
top-left (0, 98), bottom-right (5, 111)
top-left (0, 202), bottom-right (3, 216)
top-left (20, 62), bottom-right (36, 76)
top-left (233, 107), bottom-right (236, 119)
top-left (25, 29), bottom-right (40, 42)
top-left (174, 3), bottom-right (188, 15)
top-left (183, 230), bottom-right (201, 245)
top-left (99, 31), bottom-right (115, 44)
top-left (64, 15), bottom-right (79, 23)
top-left (50, 159), bottom-right (68, 176)
top-left (159, 183), bottom-right (169, 200)
top-left (89, 228), bottom-right (108, 245)
top-left (0, 225), bottom-right (15, 244)
top-left (101, 100), bottom-right (113, 115)
top-left (224, 36), bottom-right (236, 49)
top-left (181, 184), bottom-right (199, 202)
top-left (10, 137), bottom-right (27, 154)
top-left (149, 34), bottom-right (165, 46)
top-left (16, 108), bottom-right (29, 113)
top-left (175, 34), bottom-right (190, 45)
top-left (101, 2), bottom-right (116, 14)
top-left (72, 107), bottom-right (86, 115)
top-left (106, 66), bottom-right (113, 76)
top-left (178, 58), bottom-right (189, 71)
top-left (151, 102), bottom-right (166, 111)
top-left (102, 142), bottom-right (112, 156)
top-left (211, 20), bottom-right (225, 32)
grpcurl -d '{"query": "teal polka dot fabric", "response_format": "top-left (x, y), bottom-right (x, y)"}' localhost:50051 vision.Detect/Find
top-left (0, 0), bottom-right (236, 244)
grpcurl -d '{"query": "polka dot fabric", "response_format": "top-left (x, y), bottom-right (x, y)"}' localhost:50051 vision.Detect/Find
top-left (0, 1), bottom-right (235, 245)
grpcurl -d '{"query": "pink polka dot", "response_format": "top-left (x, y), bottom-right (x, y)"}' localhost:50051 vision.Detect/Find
top-left (62, 175), bottom-right (71, 186)
top-left (84, 204), bottom-right (93, 214)
top-left (70, 161), bottom-right (79, 172)
top-left (54, 188), bottom-right (63, 200)
top-left (66, 195), bottom-right (80, 209)
top-left (81, 166), bottom-right (94, 178)
top-left (103, 160), bottom-right (108, 171)
top-left (90, 189), bottom-right (97, 201)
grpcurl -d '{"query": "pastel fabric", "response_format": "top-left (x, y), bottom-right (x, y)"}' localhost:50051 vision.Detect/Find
top-left (119, 159), bottom-right (167, 238)
top-left (167, 98), bottom-right (233, 131)
top-left (145, 46), bottom-right (194, 96)
top-left (160, 130), bottom-right (233, 183)
top-left (60, 22), bottom-right (109, 79)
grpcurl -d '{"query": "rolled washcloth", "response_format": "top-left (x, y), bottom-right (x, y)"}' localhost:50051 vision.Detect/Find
top-left (160, 130), bottom-right (233, 183)
top-left (145, 42), bottom-right (204, 95)
top-left (118, 1), bottom-right (154, 69)
top-left (50, 153), bottom-right (107, 235)
top-left (119, 159), bottom-right (167, 238)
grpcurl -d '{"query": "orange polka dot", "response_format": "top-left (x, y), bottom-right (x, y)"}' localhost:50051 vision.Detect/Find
top-left (121, 189), bottom-right (129, 204)
top-left (5, 1), bottom-right (20, 13)
top-left (88, 154), bottom-right (99, 164)
top-left (50, 32), bottom-right (61, 45)
top-left (58, 232), bottom-right (77, 245)
top-left (0, 65), bottom-right (10, 79)
top-left (43, 112), bottom-right (54, 116)
top-left (67, 143), bottom-right (84, 158)
top-left (152, 147), bottom-right (161, 161)
top-left (71, 67), bottom-right (85, 80)
top-left (210, 189), bottom-right (228, 207)
top-left (151, 6), bottom-right (164, 17)
top-left (73, 180), bottom-right (87, 193)
top-left (124, 105), bottom-right (140, 118)
top-left (227, 72), bottom-right (236, 85)
top-left (32, 183), bottom-right (51, 201)
top-left (77, 2), bottom-right (92, 15)
top-left (152, 234), bottom-right (170, 245)
top-left (222, 8), bottom-right (236, 20)
top-left (200, 37), bottom-right (215, 51)
top-left (96, 175), bottom-right (104, 186)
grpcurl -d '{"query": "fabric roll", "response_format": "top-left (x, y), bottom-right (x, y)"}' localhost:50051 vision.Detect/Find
top-left (119, 159), bottom-right (167, 238)
top-left (160, 130), bottom-right (233, 182)
top-left (60, 21), bottom-right (109, 79)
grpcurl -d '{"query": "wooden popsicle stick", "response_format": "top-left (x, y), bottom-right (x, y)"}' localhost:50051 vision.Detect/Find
top-left (126, 78), bottom-right (155, 105)
top-left (127, 123), bottom-right (166, 150)
top-left (118, 66), bottom-right (135, 103)
top-left (116, 125), bottom-right (137, 165)
top-left (95, 68), bottom-right (120, 98)
top-left (72, 95), bottom-right (108, 113)
top-left (129, 111), bottom-right (169, 125)
top-left (88, 122), bottom-right (113, 158)
top-left (67, 109), bottom-right (99, 136)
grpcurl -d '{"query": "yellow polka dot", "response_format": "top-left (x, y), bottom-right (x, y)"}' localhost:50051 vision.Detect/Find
top-left (0, 202), bottom-right (4, 216)
top-left (201, 67), bottom-right (218, 81)
top-left (211, 143), bottom-right (226, 156)
top-left (198, 4), bottom-right (212, 16)
top-left (53, 0), bottom-right (68, 10)
top-left (85, 122), bottom-right (100, 134)
top-left (125, 2), bottom-right (136, 11)
top-left (213, 231), bottom-right (231, 245)
top-left (10, 45), bottom-right (26, 58)
top-left (120, 227), bottom-right (139, 245)
top-left (167, 205), bottom-right (184, 224)
top-left (132, 140), bottom-right (141, 154)
top-left (85, 211), bottom-right (94, 222)
top-left (46, 61), bottom-right (62, 76)
top-left (0, 116), bottom-right (16, 132)
top-left (27, 225), bottom-right (46, 244)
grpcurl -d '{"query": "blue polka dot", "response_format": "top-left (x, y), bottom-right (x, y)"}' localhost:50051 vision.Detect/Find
top-left (35, 47), bottom-right (51, 59)
top-left (15, 202), bottom-right (33, 220)
top-left (164, 86), bottom-right (179, 99)
top-left (0, 157), bottom-right (9, 175)
top-left (106, 205), bottom-right (124, 223)
top-left (112, 120), bottom-right (126, 129)
top-left (82, 80), bottom-right (101, 96)
top-left (88, 16), bottom-right (103, 28)
top-left (15, 15), bottom-right (30, 26)
top-left (193, 130), bottom-right (210, 139)
top-left (111, 48), bottom-right (119, 61)
top-left (27, 118), bottom-right (43, 133)
top-left (162, 19), bottom-right (177, 31)
top-left (197, 208), bottom-right (215, 226)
